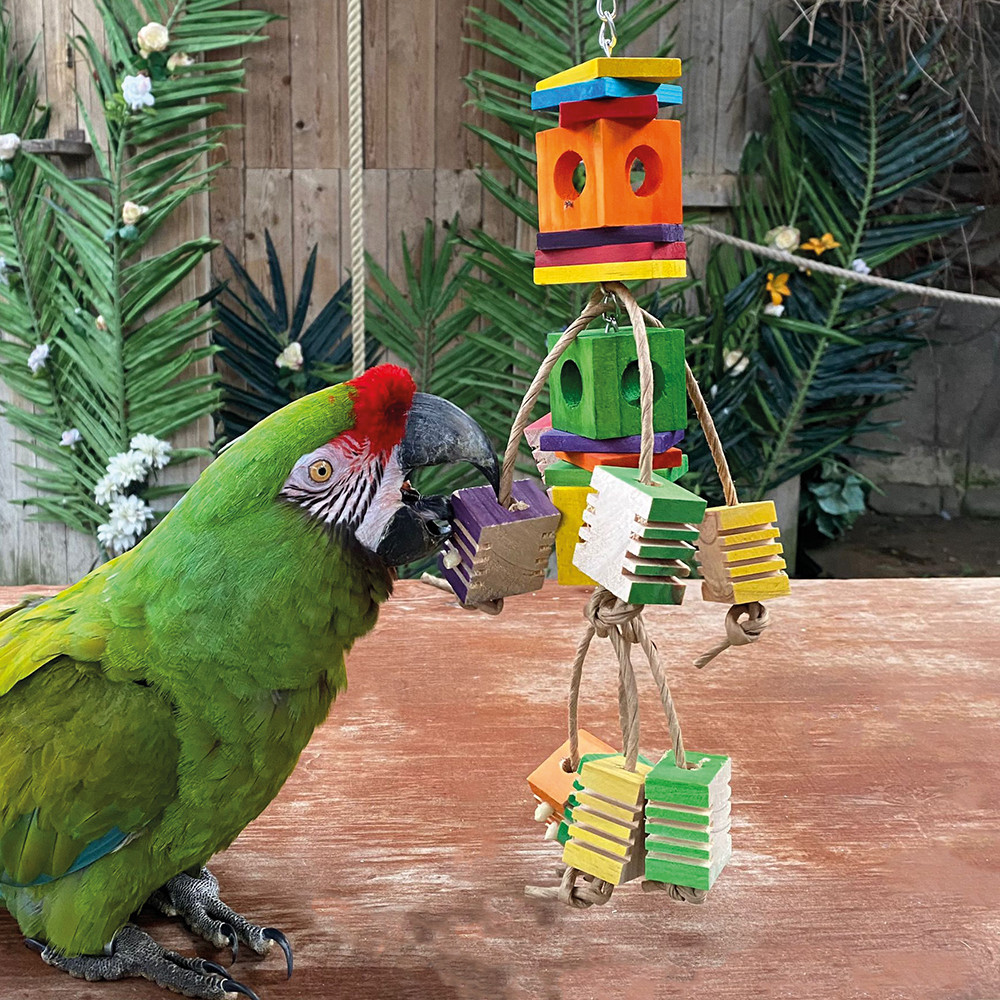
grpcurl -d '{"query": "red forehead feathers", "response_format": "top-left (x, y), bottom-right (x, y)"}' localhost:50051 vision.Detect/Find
top-left (342, 364), bottom-right (417, 454)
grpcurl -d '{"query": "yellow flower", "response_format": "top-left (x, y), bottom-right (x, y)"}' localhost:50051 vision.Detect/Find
top-left (765, 272), bottom-right (791, 305)
top-left (800, 232), bottom-right (841, 256)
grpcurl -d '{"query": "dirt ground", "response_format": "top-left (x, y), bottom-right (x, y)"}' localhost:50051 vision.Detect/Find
top-left (801, 513), bottom-right (1000, 578)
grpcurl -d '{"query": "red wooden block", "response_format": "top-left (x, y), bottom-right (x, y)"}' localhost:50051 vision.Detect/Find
top-left (534, 241), bottom-right (687, 268)
top-left (556, 447), bottom-right (684, 472)
top-left (558, 94), bottom-right (658, 128)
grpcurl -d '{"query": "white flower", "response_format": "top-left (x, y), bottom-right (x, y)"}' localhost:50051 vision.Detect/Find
top-left (851, 258), bottom-right (871, 275)
top-left (764, 225), bottom-right (800, 252)
top-left (121, 201), bottom-right (149, 225)
top-left (108, 493), bottom-right (155, 535)
top-left (167, 52), bottom-right (195, 72)
top-left (106, 450), bottom-right (149, 489)
top-left (95, 314), bottom-right (108, 331)
top-left (59, 428), bottom-right (82, 449)
top-left (724, 349), bottom-right (750, 376)
top-left (763, 302), bottom-right (785, 317)
top-left (0, 255), bottom-right (8, 286)
top-left (97, 521), bottom-right (132, 554)
top-left (94, 473), bottom-right (119, 505)
top-left (122, 74), bottom-right (155, 111)
top-left (275, 341), bottom-right (304, 371)
top-left (137, 22), bottom-right (169, 56)
top-left (0, 133), bottom-right (20, 161)
top-left (129, 433), bottom-right (172, 470)
top-left (27, 342), bottom-right (50, 373)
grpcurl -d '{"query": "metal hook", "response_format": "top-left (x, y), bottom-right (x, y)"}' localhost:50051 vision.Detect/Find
top-left (595, 0), bottom-right (617, 57)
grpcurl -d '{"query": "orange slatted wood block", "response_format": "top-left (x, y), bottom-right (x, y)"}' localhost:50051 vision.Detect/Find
top-left (535, 118), bottom-right (682, 233)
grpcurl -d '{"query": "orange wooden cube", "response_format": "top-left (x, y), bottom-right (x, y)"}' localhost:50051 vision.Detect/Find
top-left (535, 118), bottom-right (682, 233)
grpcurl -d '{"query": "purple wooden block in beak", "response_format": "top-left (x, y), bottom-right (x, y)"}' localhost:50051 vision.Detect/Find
top-left (538, 427), bottom-right (685, 454)
top-left (438, 479), bottom-right (561, 606)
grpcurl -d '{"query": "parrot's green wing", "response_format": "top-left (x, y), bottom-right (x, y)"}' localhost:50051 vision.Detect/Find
top-left (0, 577), bottom-right (179, 888)
top-left (0, 573), bottom-right (113, 699)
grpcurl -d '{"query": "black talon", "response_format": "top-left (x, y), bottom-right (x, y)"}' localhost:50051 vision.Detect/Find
top-left (220, 923), bottom-right (239, 964)
top-left (263, 928), bottom-right (293, 979)
top-left (24, 938), bottom-right (45, 954)
top-left (204, 960), bottom-right (229, 978)
top-left (222, 978), bottom-right (261, 1000)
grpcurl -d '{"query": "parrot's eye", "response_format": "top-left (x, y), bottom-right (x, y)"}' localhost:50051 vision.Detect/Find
top-left (308, 459), bottom-right (333, 483)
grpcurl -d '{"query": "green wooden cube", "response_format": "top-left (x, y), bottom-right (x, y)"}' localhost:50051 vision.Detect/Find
top-left (644, 750), bottom-right (732, 891)
top-left (547, 326), bottom-right (686, 439)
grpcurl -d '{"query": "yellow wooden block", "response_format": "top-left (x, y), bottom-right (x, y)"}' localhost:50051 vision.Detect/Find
top-left (566, 822), bottom-right (630, 857)
top-left (580, 755), bottom-right (652, 806)
top-left (730, 573), bottom-right (791, 603)
top-left (573, 791), bottom-right (640, 824)
top-left (722, 542), bottom-right (783, 564)
top-left (534, 259), bottom-right (686, 286)
top-left (562, 840), bottom-right (628, 884)
top-left (537, 57), bottom-right (682, 90)
top-left (571, 806), bottom-right (638, 841)
top-left (711, 500), bottom-right (778, 532)
top-left (720, 526), bottom-right (780, 547)
top-left (549, 485), bottom-right (595, 586)
top-left (728, 557), bottom-right (786, 579)
top-left (696, 501), bottom-right (790, 604)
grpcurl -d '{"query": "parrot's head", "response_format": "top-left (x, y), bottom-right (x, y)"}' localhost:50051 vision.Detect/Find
top-left (273, 365), bottom-right (499, 566)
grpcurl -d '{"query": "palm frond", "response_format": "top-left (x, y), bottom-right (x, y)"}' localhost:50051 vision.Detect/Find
top-left (0, 0), bottom-right (276, 553)
top-left (214, 230), bottom-right (366, 440)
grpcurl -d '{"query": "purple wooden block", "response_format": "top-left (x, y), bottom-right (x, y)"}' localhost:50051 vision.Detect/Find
top-left (538, 428), bottom-right (685, 454)
top-left (439, 479), bottom-right (559, 604)
top-left (536, 224), bottom-right (685, 251)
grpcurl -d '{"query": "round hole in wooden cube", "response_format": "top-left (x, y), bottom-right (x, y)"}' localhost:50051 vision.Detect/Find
top-left (627, 144), bottom-right (663, 197)
top-left (554, 150), bottom-right (587, 202)
top-left (560, 359), bottom-right (584, 407)
top-left (621, 359), bottom-right (664, 406)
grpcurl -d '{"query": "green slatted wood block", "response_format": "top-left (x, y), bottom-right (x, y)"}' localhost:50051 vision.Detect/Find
top-left (643, 750), bottom-right (732, 891)
top-left (546, 327), bottom-right (686, 439)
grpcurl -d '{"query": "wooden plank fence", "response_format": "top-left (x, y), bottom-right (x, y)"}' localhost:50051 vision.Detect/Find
top-left (1, 0), bottom-right (782, 584)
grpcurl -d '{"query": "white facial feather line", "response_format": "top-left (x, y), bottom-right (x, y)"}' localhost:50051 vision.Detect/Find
top-left (277, 438), bottom-right (406, 553)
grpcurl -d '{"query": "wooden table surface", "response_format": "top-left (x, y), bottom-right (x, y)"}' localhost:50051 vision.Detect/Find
top-left (2, 578), bottom-right (998, 1000)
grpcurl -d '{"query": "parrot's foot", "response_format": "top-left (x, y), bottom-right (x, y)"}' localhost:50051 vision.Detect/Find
top-left (149, 867), bottom-right (293, 978)
top-left (26, 924), bottom-right (259, 999)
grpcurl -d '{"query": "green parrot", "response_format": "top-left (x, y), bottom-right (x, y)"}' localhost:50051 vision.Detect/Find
top-left (0, 364), bottom-right (498, 999)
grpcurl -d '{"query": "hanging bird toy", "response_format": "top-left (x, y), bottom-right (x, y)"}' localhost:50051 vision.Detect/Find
top-left (438, 1), bottom-right (791, 910)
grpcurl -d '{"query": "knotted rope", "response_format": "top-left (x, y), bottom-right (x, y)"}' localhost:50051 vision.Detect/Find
top-left (694, 602), bottom-right (771, 669)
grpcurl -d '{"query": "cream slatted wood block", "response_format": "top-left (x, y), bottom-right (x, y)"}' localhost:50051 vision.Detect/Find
top-left (573, 465), bottom-right (706, 605)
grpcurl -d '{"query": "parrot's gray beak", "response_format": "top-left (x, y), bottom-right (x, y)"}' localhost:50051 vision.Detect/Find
top-left (376, 394), bottom-right (499, 567)
top-left (396, 393), bottom-right (500, 494)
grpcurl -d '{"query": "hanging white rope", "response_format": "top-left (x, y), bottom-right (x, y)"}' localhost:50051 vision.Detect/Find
top-left (346, 0), bottom-right (366, 376)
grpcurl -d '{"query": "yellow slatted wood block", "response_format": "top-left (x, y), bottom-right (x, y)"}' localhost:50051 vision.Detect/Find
top-left (561, 755), bottom-right (652, 885)
top-left (533, 259), bottom-right (686, 286)
top-left (537, 57), bottom-right (682, 90)
top-left (695, 501), bottom-right (792, 604)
